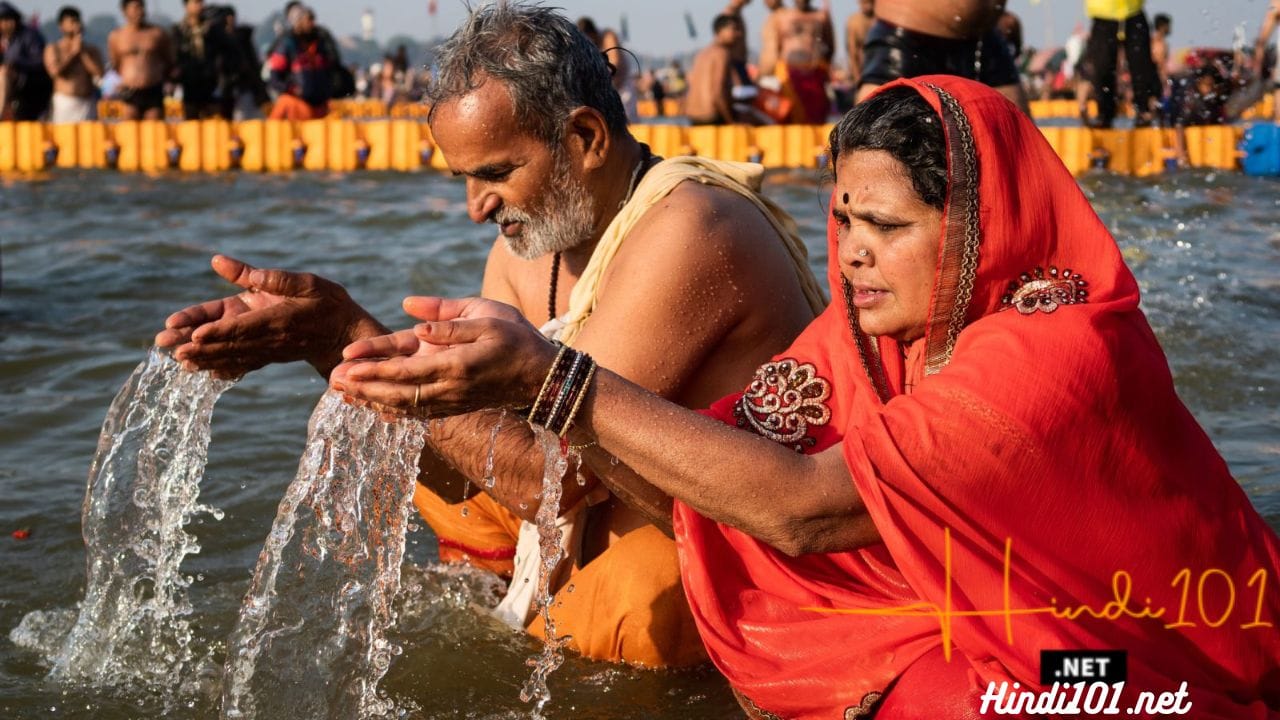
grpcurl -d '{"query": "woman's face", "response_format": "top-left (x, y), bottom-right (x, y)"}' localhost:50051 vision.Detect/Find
top-left (833, 149), bottom-right (944, 344)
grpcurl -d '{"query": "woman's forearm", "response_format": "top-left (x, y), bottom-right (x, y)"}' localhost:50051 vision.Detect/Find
top-left (570, 368), bottom-right (875, 555)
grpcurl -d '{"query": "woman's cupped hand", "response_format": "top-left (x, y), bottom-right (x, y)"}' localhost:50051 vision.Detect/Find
top-left (330, 296), bottom-right (558, 418)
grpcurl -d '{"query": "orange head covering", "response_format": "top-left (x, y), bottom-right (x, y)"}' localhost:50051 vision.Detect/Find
top-left (674, 76), bottom-right (1280, 719)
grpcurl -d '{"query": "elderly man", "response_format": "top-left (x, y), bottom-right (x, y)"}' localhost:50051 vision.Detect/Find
top-left (156, 2), bottom-right (823, 668)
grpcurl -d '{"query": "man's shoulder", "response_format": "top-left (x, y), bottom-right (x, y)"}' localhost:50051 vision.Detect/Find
top-left (626, 177), bottom-right (784, 259)
top-left (697, 44), bottom-right (730, 63)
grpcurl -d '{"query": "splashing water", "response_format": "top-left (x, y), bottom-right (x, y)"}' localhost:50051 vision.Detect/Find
top-left (481, 410), bottom-right (507, 490)
top-left (220, 392), bottom-right (426, 720)
top-left (519, 427), bottom-right (571, 716)
top-left (461, 410), bottom-right (508, 519)
top-left (10, 349), bottom-right (235, 692)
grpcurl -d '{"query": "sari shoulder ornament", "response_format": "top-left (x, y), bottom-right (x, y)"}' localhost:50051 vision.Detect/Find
top-left (845, 691), bottom-right (885, 719)
top-left (1000, 266), bottom-right (1089, 315)
top-left (733, 358), bottom-right (832, 452)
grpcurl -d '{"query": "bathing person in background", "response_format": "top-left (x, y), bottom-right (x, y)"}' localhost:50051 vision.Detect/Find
top-left (576, 17), bottom-right (636, 122)
top-left (761, 0), bottom-right (834, 123)
top-left (214, 5), bottom-right (268, 120)
top-left (996, 8), bottom-right (1023, 63)
top-left (157, 1), bottom-right (823, 669)
top-left (1084, 0), bottom-right (1159, 127)
top-left (1253, 0), bottom-right (1280, 122)
top-left (172, 0), bottom-right (226, 119)
top-left (108, 0), bottom-right (173, 120)
top-left (845, 0), bottom-right (874, 88)
top-left (1166, 64), bottom-right (1230, 167)
top-left (267, 5), bottom-right (336, 120)
top-left (756, 0), bottom-right (784, 80)
top-left (44, 6), bottom-right (102, 123)
top-left (686, 14), bottom-right (746, 125)
top-left (1151, 12), bottom-right (1171, 94)
top-left (331, 76), bottom-right (1280, 719)
top-left (721, 0), bottom-right (754, 87)
top-left (0, 2), bottom-right (52, 121)
top-left (858, 0), bottom-right (1028, 112)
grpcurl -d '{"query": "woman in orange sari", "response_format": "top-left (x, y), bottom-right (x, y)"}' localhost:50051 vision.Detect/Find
top-left (332, 76), bottom-right (1280, 718)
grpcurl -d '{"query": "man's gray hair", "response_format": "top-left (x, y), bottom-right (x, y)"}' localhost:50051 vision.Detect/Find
top-left (429, 1), bottom-right (629, 145)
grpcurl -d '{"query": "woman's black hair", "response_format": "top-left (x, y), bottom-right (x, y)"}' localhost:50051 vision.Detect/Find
top-left (829, 86), bottom-right (948, 210)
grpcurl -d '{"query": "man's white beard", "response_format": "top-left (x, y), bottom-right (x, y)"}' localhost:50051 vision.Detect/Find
top-left (497, 154), bottom-right (597, 261)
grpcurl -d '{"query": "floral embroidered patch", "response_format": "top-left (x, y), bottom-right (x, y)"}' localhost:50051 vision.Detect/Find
top-left (1001, 266), bottom-right (1088, 315)
top-left (733, 359), bottom-right (832, 451)
top-left (845, 691), bottom-right (884, 719)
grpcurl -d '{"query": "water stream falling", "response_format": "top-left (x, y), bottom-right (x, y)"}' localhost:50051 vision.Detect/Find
top-left (10, 349), bottom-right (235, 692)
top-left (220, 391), bottom-right (427, 720)
top-left (519, 427), bottom-right (571, 716)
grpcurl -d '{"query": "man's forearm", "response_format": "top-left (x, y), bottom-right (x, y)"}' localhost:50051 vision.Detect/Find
top-left (420, 409), bottom-right (599, 523)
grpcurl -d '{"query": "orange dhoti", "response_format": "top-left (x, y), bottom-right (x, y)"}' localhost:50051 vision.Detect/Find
top-left (413, 484), bottom-right (707, 668)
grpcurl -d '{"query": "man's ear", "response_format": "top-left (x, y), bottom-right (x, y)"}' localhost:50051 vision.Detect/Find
top-left (564, 106), bottom-right (611, 172)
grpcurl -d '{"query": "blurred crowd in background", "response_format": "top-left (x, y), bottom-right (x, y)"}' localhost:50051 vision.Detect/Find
top-left (1, 0), bottom-right (1277, 132)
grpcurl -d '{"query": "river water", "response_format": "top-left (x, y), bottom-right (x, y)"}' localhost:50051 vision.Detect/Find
top-left (1, 167), bottom-right (1277, 718)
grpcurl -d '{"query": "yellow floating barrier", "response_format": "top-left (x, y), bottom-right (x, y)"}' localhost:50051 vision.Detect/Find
top-left (0, 118), bottom-right (1261, 176)
top-left (85, 93), bottom-right (1275, 125)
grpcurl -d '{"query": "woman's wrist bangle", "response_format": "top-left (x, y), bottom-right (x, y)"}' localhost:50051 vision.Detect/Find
top-left (527, 342), bottom-right (567, 425)
top-left (526, 344), bottom-right (597, 437)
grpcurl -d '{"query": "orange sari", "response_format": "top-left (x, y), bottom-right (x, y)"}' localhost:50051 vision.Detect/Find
top-left (673, 76), bottom-right (1280, 718)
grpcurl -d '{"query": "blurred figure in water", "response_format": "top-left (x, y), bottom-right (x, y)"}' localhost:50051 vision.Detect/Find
top-left (576, 16), bottom-right (636, 121)
top-left (214, 5), bottom-right (269, 120)
top-left (1084, 0), bottom-right (1159, 127)
top-left (108, 0), bottom-right (173, 121)
top-left (857, 0), bottom-right (1028, 113)
top-left (267, 5), bottom-right (336, 120)
top-left (721, 0), bottom-right (754, 88)
top-left (44, 5), bottom-right (103, 123)
top-left (172, 0), bottom-right (228, 119)
top-left (758, 0), bottom-right (833, 123)
top-left (686, 13), bottom-right (747, 125)
top-left (1150, 12), bottom-right (1171, 95)
top-left (1252, 0), bottom-right (1280, 122)
top-left (0, 1), bottom-right (52, 120)
top-left (845, 0), bottom-right (874, 88)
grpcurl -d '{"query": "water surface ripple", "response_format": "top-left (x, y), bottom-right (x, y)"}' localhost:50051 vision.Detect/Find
top-left (1, 168), bottom-right (1276, 718)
